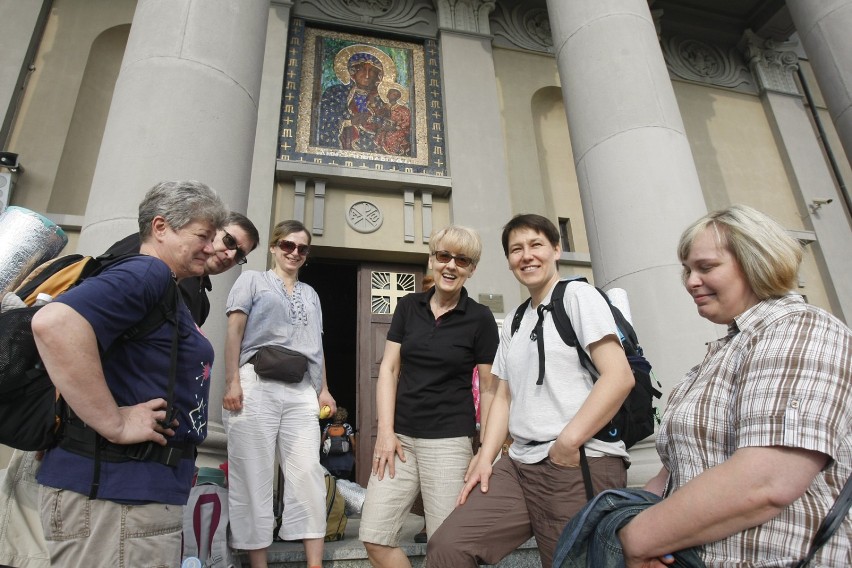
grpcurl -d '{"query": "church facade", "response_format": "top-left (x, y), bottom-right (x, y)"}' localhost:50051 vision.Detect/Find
top-left (2, 0), bottom-right (851, 485)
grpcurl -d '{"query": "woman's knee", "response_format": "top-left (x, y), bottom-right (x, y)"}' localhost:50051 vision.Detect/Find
top-left (426, 524), bottom-right (464, 564)
top-left (364, 541), bottom-right (393, 559)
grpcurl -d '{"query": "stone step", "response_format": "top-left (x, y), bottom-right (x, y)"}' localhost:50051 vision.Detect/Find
top-left (236, 514), bottom-right (542, 568)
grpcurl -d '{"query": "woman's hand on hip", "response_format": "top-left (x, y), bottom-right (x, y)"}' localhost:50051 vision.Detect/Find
top-left (372, 430), bottom-right (404, 481)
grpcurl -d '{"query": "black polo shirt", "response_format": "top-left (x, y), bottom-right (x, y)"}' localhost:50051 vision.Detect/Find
top-left (389, 287), bottom-right (499, 439)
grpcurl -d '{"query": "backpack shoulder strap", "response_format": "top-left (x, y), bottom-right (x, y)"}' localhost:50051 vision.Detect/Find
top-left (510, 297), bottom-right (533, 336)
top-left (549, 279), bottom-right (582, 347)
top-left (550, 278), bottom-right (601, 380)
top-left (511, 276), bottom-right (587, 338)
top-left (122, 277), bottom-right (180, 341)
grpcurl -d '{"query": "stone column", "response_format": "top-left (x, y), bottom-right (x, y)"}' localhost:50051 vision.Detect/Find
top-left (245, 0), bottom-right (295, 274)
top-left (77, 0), bottom-right (271, 465)
top-left (740, 31), bottom-right (852, 323)
top-left (786, 0), bottom-right (852, 167)
top-left (545, 1), bottom-right (715, 482)
top-left (435, 0), bottom-right (521, 315)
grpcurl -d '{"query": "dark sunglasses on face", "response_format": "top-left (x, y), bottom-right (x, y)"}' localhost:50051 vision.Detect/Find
top-left (278, 239), bottom-right (310, 256)
top-left (222, 231), bottom-right (248, 265)
top-left (433, 250), bottom-right (473, 268)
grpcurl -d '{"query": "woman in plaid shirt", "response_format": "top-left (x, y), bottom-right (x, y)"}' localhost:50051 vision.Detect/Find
top-left (619, 205), bottom-right (851, 567)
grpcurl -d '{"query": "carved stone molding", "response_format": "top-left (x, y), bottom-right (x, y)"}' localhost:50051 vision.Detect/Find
top-left (738, 29), bottom-right (800, 96)
top-left (296, 0), bottom-right (436, 33)
top-left (435, 0), bottom-right (496, 36)
top-left (491, 3), bottom-right (552, 54)
top-left (663, 36), bottom-right (752, 90)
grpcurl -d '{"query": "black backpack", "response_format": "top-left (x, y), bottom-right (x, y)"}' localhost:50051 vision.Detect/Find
top-left (510, 278), bottom-right (662, 450)
top-left (0, 253), bottom-right (178, 452)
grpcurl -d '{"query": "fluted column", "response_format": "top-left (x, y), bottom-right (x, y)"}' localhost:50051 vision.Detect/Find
top-left (545, 0), bottom-right (716, 482)
top-left (787, 0), bottom-right (852, 168)
top-left (77, 0), bottom-right (271, 465)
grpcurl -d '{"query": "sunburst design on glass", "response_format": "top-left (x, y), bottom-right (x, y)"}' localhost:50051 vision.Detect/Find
top-left (371, 271), bottom-right (416, 314)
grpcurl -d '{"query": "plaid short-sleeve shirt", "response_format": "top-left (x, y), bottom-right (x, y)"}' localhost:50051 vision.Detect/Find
top-left (658, 294), bottom-right (851, 567)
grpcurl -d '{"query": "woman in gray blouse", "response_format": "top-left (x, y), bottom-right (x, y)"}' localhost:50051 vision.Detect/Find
top-left (222, 219), bottom-right (336, 568)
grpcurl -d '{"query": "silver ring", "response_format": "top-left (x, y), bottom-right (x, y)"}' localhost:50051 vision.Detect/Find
top-left (373, 456), bottom-right (380, 460)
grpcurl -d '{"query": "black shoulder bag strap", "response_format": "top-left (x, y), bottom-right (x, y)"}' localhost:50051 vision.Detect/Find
top-left (515, 279), bottom-right (599, 500)
top-left (551, 279), bottom-right (616, 501)
top-left (87, 278), bottom-right (181, 499)
top-left (794, 473), bottom-right (852, 567)
top-left (158, 279), bottom-right (181, 429)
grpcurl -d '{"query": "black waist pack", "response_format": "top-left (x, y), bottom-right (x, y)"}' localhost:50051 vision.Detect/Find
top-left (251, 345), bottom-right (308, 383)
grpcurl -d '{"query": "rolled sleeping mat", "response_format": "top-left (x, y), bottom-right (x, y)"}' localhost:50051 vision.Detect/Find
top-left (0, 206), bottom-right (67, 295)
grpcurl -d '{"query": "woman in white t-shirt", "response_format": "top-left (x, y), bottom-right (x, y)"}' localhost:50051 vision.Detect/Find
top-left (428, 213), bottom-right (635, 568)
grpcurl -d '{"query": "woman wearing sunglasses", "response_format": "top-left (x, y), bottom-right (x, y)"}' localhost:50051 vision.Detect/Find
top-left (359, 225), bottom-right (499, 568)
top-left (222, 220), bottom-right (336, 568)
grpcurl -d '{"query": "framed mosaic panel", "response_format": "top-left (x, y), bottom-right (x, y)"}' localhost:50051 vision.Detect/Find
top-left (279, 20), bottom-right (447, 176)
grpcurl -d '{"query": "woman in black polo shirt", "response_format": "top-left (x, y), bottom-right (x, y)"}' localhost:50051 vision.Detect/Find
top-left (359, 225), bottom-right (499, 568)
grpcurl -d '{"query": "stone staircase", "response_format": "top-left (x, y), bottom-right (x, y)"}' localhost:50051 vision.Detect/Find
top-left (236, 513), bottom-right (542, 567)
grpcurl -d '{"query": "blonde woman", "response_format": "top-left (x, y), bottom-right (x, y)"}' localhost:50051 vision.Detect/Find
top-left (620, 205), bottom-right (851, 566)
top-left (359, 226), bottom-right (499, 568)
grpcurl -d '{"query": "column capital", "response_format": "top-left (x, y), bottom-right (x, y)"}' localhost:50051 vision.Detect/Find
top-left (435, 0), bottom-right (495, 36)
top-left (739, 29), bottom-right (800, 96)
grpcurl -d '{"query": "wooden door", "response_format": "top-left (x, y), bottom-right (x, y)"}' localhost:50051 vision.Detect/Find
top-left (355, 263), bottom-right (422, 487)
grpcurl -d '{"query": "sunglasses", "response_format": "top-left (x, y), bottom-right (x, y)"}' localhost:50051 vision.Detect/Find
top-left (433, 250), bottom-right (473, 268)
top-left (222, 231), bottom-right (248, 265)
top-left (278, 239), bottom-right (310, 256)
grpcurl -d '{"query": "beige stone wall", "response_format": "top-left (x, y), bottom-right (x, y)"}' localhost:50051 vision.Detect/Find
top-left (270, 180), bottom-right (450, 266)
top-left (493, 48), bottom-right (581, 237)
top-left (491, 47), bottom-right (841, 315)
top-left (492, 47), bottom-right (597, 294)
top-left (673, 80), bottom-right (834, 312)
top-left (7, 0), bottom-right (135, 216)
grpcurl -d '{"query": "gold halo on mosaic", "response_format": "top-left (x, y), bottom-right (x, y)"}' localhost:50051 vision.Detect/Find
top-left (378, 81), bottom-right (409, 106)
top-left (333, 44), bottom-right (397, 85)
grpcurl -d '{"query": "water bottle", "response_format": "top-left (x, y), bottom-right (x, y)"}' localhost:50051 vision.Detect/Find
top-left (33, 292), bottom-right (53, 306)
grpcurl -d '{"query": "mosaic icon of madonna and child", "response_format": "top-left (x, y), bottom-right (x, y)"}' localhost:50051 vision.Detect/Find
top-left (316, 44), bottom-right (413, 157)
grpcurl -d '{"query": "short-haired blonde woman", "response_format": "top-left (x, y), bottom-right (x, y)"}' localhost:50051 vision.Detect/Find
top-left (619, 205), bottom-right (851, 566)
top-left (359, 225), bottom-right (499, 568)
top-left (223, 220), bottom-right (336, 568)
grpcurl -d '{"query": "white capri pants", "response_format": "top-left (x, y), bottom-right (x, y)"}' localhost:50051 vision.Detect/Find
top-left (223, 363), bottom-right (326, 549)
